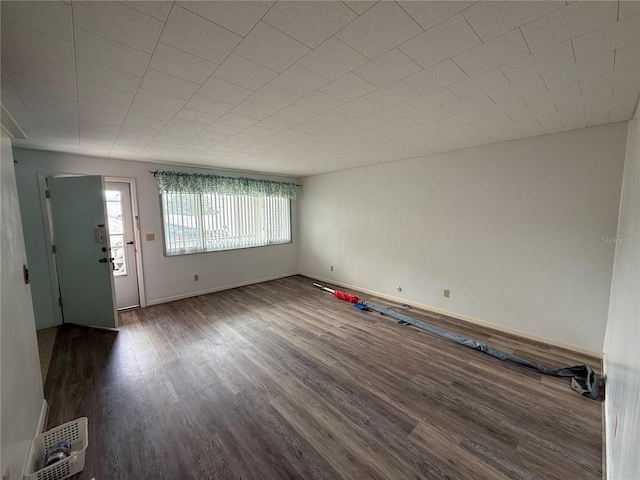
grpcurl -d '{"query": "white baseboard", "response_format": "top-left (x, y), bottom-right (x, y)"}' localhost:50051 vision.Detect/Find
top-left (302, 272), bottom-right (603, 359)
top-left (146, 272), bottom-right (298, 306)
top-left (36, 399), bottom-right (48, 436)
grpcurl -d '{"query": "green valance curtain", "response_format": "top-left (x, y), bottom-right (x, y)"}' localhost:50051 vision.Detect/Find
top-left (156, 171), bottom-right (297, 199)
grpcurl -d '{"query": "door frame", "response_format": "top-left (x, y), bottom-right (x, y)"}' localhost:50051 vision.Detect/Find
top-left (105, 177), bottom-right (146, 308)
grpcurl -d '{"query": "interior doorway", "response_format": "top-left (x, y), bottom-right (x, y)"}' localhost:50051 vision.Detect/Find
top-left (105, 181), bottom-right (140, 310)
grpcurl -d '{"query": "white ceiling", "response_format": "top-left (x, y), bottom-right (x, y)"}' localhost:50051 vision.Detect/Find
top-left (1, 1), bottom-right (638, 177)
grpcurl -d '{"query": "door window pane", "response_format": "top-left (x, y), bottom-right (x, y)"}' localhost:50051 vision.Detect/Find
top-left (106, 190), bottom-right (127, 276)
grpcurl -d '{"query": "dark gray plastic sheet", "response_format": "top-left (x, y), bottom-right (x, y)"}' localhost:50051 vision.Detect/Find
top-left (361, 300), bottom-right (601, 400)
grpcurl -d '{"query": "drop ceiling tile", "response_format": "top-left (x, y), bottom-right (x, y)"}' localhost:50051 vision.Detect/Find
top-left (124, 114), bottom-right (167, 130)
top-left (217, 113), bottom-right (258, 129)
top-left (73, 2), bottom-right (163, 53)
top-left (78, 81), bottom-right (135, 107)
top-left (522, 82), bottom-right (582, 107)
top-left (312, 109), bottom-right (352, 126)
top-left (75, 29), bottom-right (150, 76)
top-left (160, 5), bottom-right (242, 64)
top-left (231, 101), bottom-right (276, 120)
top-left (543, 52), bottom-right (614, 88)
top-left (348, 114), bottom-right (386, 129)
top-left (620, 1), bottom-right (640, 20)
top-left (79, 109), bottom-right (126, 126)
top-left (197, 77), bottom-right (253, 106)
top-left (148, 43), bottom-right (218, 84)
top-left (365, 81), bottom-right (420, 107)
top-left (408, 106), bottom-right (452, 123)
top-left (134, 88), bottom-right (187, 113)
top-left (159, 126), bottom-right (196, 139)
top-left (296, 37), bottom-right (369, 81)
top-left (11, 74), bottom-right (77, 102)
top-left (353, 49), bottom-right (422, 88)
top-left (342, 2), bottom-right (376, 15)
top-left (293, 91), bottom-right (343, 114)
top-left (174, 108), bottom-right (220, 126)
top-left (398, 1), bottom-right (474, 31)
top-left (242, 126), bottom-right (278, 138)
top-left (487, 75), bottom-right (548, 103)
top-left (129, 102), bottom-right (176, 121)
top-left (291, 120), bottom-right (329, 135)
top-left (255, 116), bottom-right (296, 132)
top-left (326, 123), bottom-right (363, 136)
top-left (320, 73), bottom-right (377, 102)
top-left (400, 14), bottom-right (481, 69)
top-left (214, 54), bottom-right (279, 91)
top-left (120, 1), bottom-right (173, 21)
top-left (403, 60), bottom-right (467, 94)
top-left (183, 95), bottom-right (235, 117)
top-left (76, 60), bottom-right (141, 94)
top-left (235, 22), bottom-right (310, 73)
top-left (21, 95), bottom-right (77, 114)
top-left (521, 1), bottom-right (618, 53)
top-left (615, 43), bottom-right (640, 71)
top-left (462, 1), bottom-right (564, 42)
top-left (443, 92), bottom-right (495, 115)
top-left (272, 104), bottom-right (317, 123)
top-left (79, 97), bottom-right (129, 117)
top-left (176, 1), bottom-right (273, 36)
top-left (164, 118), bottom-right (206, 133)
top-left (1, 23), bottom-right (75, 67)
top-left (10, 56), bottom-right (72, 97)
top-left (1, 1), bottom-right (72, 41)
top-left (452, 29), bottom-right (530, 77)
top-left (263, 1), bottom-right (356, 49)
top-left (500, 41), bottom-right (575, 83)
top-left (141, 70), bottom-right (201, 100)
top-left (269, 64), bottom-right (329, 96)
top-left (206, 122), bottom-right (243, 136)
top-left (580, 66), bottom-right (640, 94)
top-left (336, 2), bottom-right (422, 59)
top-left (248, 85), bottom-right (300, 110)
top-left (448, 68), bottom-right (509, 99)
top-left (572, 14), bottom-right (640, 62)
top-left (375, 102), bottom-right (420, 121)
top-left (121, 121), bottom-right (162, 136)
top-left (406, 88), bottom-right (460, 111)
top-left (335, 97), bottom-right (381, 117)
top-left (80, 119), bottom-right (124, 134)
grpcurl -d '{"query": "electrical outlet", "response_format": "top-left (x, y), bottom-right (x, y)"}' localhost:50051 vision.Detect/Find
top-left (444, 289), bottom-right (450, 298)
top-left (330, 266), bottom-right (334, 271)
top-left (194, 274), bottom-right (199, 281)
top-left (145, 233), bottom-right (155, 241)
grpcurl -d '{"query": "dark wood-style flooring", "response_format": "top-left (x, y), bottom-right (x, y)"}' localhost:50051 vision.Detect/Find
top-left (44, 275), bottom-right (602, 480)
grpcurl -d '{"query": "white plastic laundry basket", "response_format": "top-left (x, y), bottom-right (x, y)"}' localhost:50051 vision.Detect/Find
top-left (24, 417), bottom-right (88, 480)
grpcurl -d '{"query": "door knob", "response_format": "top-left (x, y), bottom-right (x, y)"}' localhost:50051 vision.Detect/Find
top-left (126, 241), bottom-right (134, 245)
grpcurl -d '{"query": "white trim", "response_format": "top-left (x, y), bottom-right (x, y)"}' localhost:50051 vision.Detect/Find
top-left (302, 273), bottom-right (604, 359)
top-left (104, 177), bottom-right (146, 308)
top-left (146, 273), bottom-right (297, 306)
top-left (36, 399), bottom-right (48, 436)
top-left (1, 103), bottom-right (26, 139)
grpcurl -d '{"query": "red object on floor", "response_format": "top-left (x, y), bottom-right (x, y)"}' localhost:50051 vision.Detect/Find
top-left (333, 290), bottom-right (360, 303)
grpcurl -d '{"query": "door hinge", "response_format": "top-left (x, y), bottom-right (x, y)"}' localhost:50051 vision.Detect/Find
top-left (51, 244), bottom-right (57, 253)
top-left (45, 189), bottom-right (50, 198)
top-left (58, 297), bottom-right (63, 307)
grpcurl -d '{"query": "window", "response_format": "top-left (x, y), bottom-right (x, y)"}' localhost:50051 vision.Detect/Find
top-left (105, 189), bottom-right (127, 275)
top-left (161, 191), bottom-right (291, 255)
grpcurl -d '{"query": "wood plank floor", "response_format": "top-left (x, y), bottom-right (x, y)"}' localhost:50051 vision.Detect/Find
top-left (44, 275), bottom-right (602, 480)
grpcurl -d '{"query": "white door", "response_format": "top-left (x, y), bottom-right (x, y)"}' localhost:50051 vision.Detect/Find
top-left (105, 182), bottom-right (140, 309)
top-left (48, 175), bottom-right (117, 329)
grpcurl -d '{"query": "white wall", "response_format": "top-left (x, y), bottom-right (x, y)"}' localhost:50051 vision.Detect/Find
top-left (299, 122), bottom-right (628, 354)
top-left (13, 149), bottom-right (298, 330)
top-left (604, 104), bottom-right (639, 479)
top-left (1, 133), bottom-right (44, 478)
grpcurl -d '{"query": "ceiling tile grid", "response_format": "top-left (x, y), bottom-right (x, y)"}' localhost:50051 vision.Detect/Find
top-left (1, 0), bottom-right (638, 176)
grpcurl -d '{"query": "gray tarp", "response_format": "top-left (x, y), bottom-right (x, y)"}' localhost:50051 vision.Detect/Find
top-left (361, 300), bottom-right (601, 400)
